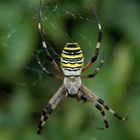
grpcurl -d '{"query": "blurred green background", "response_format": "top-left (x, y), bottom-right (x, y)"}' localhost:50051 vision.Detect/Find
top-left (0, 0), bottom-right (140, 140)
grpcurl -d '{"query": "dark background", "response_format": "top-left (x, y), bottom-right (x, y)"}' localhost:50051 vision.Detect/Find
top-left (0, 0), bottom-right (140, 140)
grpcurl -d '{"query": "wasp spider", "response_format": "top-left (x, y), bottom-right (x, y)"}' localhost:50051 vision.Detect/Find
top-left (37, 0), bottom-right (127, 134)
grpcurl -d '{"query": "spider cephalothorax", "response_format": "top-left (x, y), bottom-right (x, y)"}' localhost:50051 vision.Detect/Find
top-left (37, 0), bottom-right (127, 134)
top-left (64, 76), bottom-right (81, 95)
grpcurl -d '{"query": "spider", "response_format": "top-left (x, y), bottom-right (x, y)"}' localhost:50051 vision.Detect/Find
top-left (37, 0), bottom-right (127, 134)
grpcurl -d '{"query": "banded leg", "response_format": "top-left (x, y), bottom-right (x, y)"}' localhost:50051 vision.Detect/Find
top-left (36, 55), bottom-right (63, 79)
top-left (38, 0), bottom-right (62, 73)
top-left (68, 84), bottom-right (127, 128)
top-left (95, 103), bottom-right (109, 128)
top-left (82, 58), bottom-right (104, 79)
top-left (79, 84), bottom-right (127, 120)
top-left (78, 84), bottom-right (109, 128)
top-left (82, 9), bottom-right (103, 73)
top-left (97, 98), bottom-right (128, 121)
top-left (37, 85), bottom-right (66, 134)
top-left (68, 92), bottom-right (108, 129)
top-left (36, 54), bottom-right (54, 77)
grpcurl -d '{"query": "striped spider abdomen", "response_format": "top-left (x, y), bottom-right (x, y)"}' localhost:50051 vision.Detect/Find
top-left (60, 43), bottom-right (84, 76)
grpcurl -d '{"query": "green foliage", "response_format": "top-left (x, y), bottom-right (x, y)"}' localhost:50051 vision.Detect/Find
top-left (0, 0), bottom-right (140, 140)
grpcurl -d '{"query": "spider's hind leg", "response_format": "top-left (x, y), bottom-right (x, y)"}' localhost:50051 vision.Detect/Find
top-left (37, 85), bottom-right (66, 134)
top-left (77, 84), bottom-right (109, 129)
top-left (97, 98), bottom-right (128, 121)
top-left (94, 102), bottom-right (109, 129)
top-left (78, 84), bottom-right (128, 121)
top-left (71, 91), bottom-right (109, 129)
top-left (72, 84), bottom-right (128, 129)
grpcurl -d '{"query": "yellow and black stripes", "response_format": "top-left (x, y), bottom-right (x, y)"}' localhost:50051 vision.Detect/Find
top-left (60, 43), bottom-right (84, 76)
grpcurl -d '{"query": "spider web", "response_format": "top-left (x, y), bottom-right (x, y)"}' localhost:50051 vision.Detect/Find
top-left (1, 0), bottom-right (102, 88)
top-left (2, 0), bottom-right (134, 96)
top-left (39, 1), bottom-right (99, 59)
top-left (0, 2), bottom-right (105, 132)
top-left (1, 2), bottom-right (139, 139)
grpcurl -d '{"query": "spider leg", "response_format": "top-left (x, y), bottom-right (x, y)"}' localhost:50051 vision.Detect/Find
top-left (78, 84), bottom-right (109, 128)
top-left (37, 85), bottom-right (66, 134)
top-left (82, 9), bottom-right (103, 73)
top-left (81, 58), bottom-right (104, 79)
top-left (79, 84), bottom-right (127, 121)
top-left (36, 54), bottom-right (63, 79)
top-left (97, 98), bottom-right (128, 121)
top-left (68, 84), bottom-right (127, 129)
top-left (68, 93), bottom-right (109, 129)
top-left (94, 103), bottom-right (109, 128)
top-left (36, 54), bottom-right (54, 77)
top-left (38, 0), bottom-right (62, 73)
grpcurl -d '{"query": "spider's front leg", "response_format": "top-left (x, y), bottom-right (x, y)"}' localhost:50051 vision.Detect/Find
top-left (36, 54), bottom-right (64, 79)
top-left (37, 85), bottom-right (66, 134)
top-left (82, 9), bottom-right (103, 73)
top-left (38, 0), bottom-right (62, 74)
